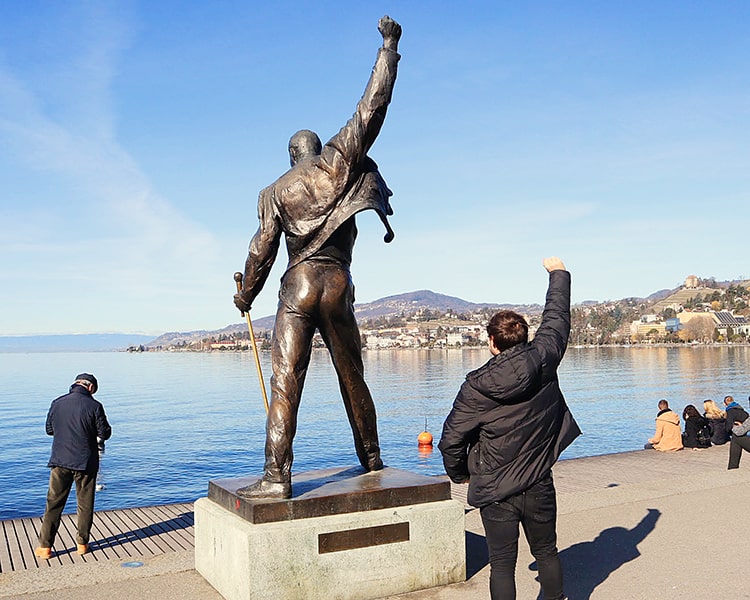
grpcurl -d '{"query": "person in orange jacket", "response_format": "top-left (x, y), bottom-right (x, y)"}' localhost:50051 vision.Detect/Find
top-left (645, 399), bottom-right (683, 451)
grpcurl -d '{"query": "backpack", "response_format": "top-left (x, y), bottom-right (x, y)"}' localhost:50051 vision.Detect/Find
top-left (697, 424), bottom-right (712, 448)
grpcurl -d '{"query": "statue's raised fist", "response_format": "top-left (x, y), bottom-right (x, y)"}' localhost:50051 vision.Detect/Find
top-left (378, 15), bottom-right (401, 44)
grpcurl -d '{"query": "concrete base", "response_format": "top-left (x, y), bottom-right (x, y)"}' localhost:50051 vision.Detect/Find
top-left (195, 470), bottom-right (466, 600)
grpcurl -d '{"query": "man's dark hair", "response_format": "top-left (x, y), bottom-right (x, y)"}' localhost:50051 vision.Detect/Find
top-left (487, 310), bottom-right (529, 352)
top-left (658, 399), bottom-right (669, 410)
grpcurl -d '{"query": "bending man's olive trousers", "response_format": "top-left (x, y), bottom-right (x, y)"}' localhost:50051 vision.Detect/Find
top-left (39, 466), bottom-right (96, 548)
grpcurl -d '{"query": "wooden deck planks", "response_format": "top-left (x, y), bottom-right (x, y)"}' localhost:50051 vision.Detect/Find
top-left (141, 504), bottom-right (193, 550)
top-left (148, 503), bottom-right (194, 548)
top-left (104, 507), bottom-right (160, 557)
top-left (0, 503), bottom-right (195, 574)
top-left (0, 521), bottom-right (12, 573)
top-left (91, 510), bottom-right (132, 561)
top-left (7, 518), bottom-right (28, 572)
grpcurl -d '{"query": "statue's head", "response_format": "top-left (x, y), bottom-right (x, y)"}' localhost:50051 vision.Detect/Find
top-left (288, 130), bottom-right (322, 166)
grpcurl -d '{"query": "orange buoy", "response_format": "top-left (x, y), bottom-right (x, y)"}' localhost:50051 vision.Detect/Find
top-left (417, 430), bottom-right (433, 446)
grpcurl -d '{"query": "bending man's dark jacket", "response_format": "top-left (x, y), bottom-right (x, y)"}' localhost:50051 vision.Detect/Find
top-left (439, 270), bottom-right (581, 508)
top-left (46, 383), bottom-right (112, 474)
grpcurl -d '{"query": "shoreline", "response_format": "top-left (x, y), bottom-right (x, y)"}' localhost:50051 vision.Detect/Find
top-left (140, 341), bottom-right (750, 353)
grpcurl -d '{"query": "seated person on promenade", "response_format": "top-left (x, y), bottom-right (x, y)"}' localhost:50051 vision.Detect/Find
top-left (725, 395), bottom-right (750, 470)
top-left (644, 399), bottom-right (683, 451)
top-left (682, 404), bottom-right (710, 450)
top-left (703, 399), bottom-right (729, 446)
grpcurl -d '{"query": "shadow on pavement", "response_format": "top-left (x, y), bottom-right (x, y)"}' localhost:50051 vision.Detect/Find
top-left (92, 512), bottom-right (194, 552)
top-left (466, 530), bottom-right (489, 578)
top-left (530, 508), bottom-right (661, 599)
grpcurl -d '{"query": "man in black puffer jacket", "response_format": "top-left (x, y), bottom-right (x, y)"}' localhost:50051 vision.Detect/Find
top-left (439, 257), bottom-right (580, 600)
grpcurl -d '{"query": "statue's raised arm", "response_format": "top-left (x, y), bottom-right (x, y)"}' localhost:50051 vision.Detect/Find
top-left (321, 15), bottom-right (401, 179)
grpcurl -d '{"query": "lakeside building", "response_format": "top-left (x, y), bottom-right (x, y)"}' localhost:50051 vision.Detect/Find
top-left (630, 320), bottom-right (668, 340)
top-left (629, 309), bottom-right (750, 342)
top-left (713, 311), bottom-right (750, 337)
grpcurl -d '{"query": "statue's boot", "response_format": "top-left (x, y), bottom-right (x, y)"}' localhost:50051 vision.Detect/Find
top-left (366, 453), bottom-right (384, 472)
top-left (236, 478), bottom-right (291, 499)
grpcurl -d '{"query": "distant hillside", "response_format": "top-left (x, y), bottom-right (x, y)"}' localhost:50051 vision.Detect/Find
top-left (145, 277), bottom-right (750, 349)
top-left (13, 278), bottom-right (743, 352)
top-left (353, 290), bottom-right (542, 321)
top-left (147, 315), bottom-right (276, 348)
top-left (0, 334), bottom-right (154, 353)
top-left (648, 277), bottom-right (750, 316)
top-left (647, 285), bottom-right (740, 315)
top-left (145, 290), bottom-right (543, 348)
top-left (643, 288), bottom-right (679, 303)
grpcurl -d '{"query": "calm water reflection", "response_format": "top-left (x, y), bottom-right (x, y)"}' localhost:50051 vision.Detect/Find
top-left (1, 346), bottom-right (747, 519)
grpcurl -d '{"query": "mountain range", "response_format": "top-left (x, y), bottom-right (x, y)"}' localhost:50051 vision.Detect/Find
top-left (145, 289), bottom-right (549, 348)
top-left (147, 286), bottom-right (692, 348)
top-left (353, 289), bottom-right (543, 320)
top-left (2, 280), bottom-right (736, 352)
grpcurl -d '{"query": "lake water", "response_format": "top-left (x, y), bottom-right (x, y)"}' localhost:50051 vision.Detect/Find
top-left (1, 346), bottom-right (748, 520)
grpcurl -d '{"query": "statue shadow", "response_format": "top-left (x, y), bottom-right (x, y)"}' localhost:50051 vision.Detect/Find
top-left (91, 512), bottom-right (194, 552)
top-left (528, 508), bottom-right (661, 599)
top-left (291, 466), bottom-right (366, 496)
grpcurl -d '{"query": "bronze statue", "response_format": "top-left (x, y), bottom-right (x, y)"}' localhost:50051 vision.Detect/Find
top-left (233, 16), bottom-right (402, 499)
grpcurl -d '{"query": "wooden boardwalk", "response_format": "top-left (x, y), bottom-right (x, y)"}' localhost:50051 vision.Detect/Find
top-left (0, 503), bottom-right (193, 574)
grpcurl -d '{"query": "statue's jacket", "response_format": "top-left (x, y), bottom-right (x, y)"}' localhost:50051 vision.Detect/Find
top-left (242, 45), bottom-right (400, 303)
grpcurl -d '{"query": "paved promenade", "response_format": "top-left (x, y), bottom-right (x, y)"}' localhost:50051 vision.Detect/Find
top-left (3, 444), bottom-right (750, 599)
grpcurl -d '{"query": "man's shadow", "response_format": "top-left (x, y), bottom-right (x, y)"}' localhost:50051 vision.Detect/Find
top-left (530, 508), bottom-right (660, 599)
top-left (466, 528), bottom-right (490, 578)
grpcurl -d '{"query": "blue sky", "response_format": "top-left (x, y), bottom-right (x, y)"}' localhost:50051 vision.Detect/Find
top-left (1, 1), bottom-right (748, 335)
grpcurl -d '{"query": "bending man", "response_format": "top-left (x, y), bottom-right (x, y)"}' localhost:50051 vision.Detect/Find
top-left (36, 373), bottom-right (111, 559)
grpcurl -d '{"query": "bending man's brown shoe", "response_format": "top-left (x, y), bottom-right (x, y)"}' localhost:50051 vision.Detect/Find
top-left (35, 547), bottom-right (52, 560)
top-left (76, 543), bottom-right (89, 555)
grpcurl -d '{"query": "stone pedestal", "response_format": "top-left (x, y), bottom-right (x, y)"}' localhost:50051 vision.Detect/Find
top-left (195, 466), bottom-right (466, 600)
